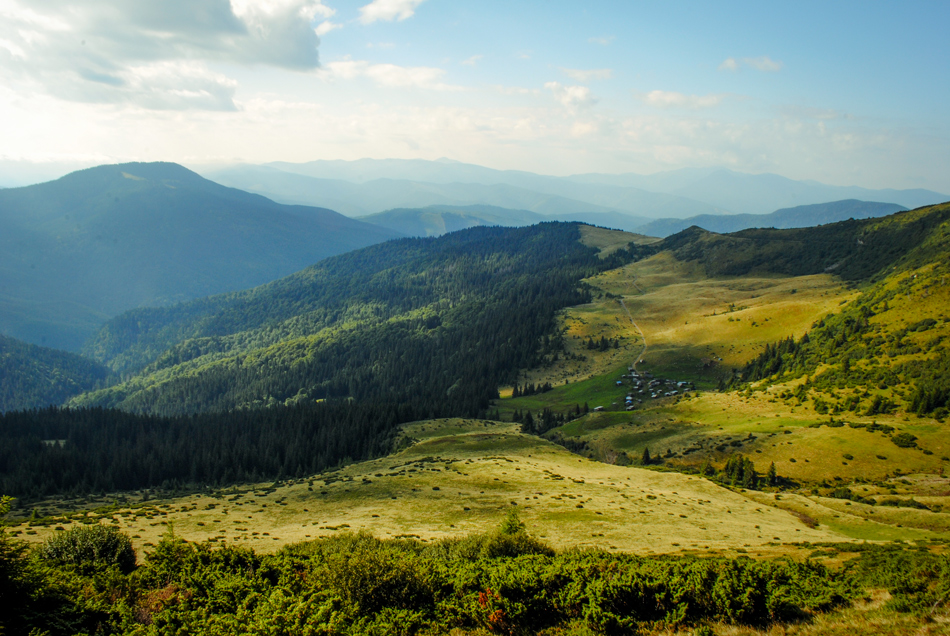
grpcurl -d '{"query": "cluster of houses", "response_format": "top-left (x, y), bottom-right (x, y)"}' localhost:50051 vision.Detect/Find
top-left (606, 367), bottom-right (693, 411)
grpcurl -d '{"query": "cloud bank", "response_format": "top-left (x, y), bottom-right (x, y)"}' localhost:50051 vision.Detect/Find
top-left (0, 0), bottom-right (332, 110)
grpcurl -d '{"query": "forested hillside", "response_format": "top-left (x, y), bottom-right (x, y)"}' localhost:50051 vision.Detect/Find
top-left (0, 335), bottom-right (111, 412)
top-left (75, 223), bottom-right (629, 416)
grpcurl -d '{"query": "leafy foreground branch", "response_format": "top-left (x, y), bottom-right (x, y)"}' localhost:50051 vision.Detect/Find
top-left (10, 507), bottom-right (945, 636)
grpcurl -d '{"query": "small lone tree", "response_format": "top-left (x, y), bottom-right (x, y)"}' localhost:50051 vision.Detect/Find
top-left (641, 447), bottom-right (651, 465)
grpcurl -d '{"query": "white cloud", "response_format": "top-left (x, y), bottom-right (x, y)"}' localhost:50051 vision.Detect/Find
top-left (640, 90), bottom-right (725, 110)
top-left (358, 0), bottom-right (426, 24)
top-left (745, 56), bottom-right (782, 72)
top-left (588, 35), bottom-right (615, 46)
top-left (461, 55), bottom-right (483, 67)
top-left (561, 68), bottom-right (612, 82)
top-left (322, 59), bottom-right (462, 91)
top-left (719, 55), bottom-right (783, 72)
top-left (718, 57), bottom-right (739, 72)
top-left (121, 62), bottom-right (239, 111)
top-left (0, 0), bottom-right (331, 110)
top-left (545, 81), bottom-right (597, 114)
top-left (316, 21), bottom-right (342, 36)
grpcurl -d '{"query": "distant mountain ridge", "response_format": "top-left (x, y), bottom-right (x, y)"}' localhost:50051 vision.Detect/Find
top-left (248, 158), bottom-right (946, 215)
top-left (205, 163), bottom-right (728, 220)
top-left (205, 164), bottom-right (688, 219)
top-left (0, 162), bottom-right (401, 350)
top-left (637, 200), bottom-right (909, 237)
top-left (358, 204), bottom-right (546, 237)
top-left (202, 159), bottom-right (947, 235)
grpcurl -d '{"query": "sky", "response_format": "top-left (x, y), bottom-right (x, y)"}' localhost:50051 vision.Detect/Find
top-left (0, 0), bottom-right (948, 191)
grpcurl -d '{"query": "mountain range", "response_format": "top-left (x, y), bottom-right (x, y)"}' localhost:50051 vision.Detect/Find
top-left (0, 162), bottom-right (400, 351)
top-left (205, 158), bottom-right (946, 220)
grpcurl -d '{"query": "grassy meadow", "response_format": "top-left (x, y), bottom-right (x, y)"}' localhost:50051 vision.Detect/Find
top-left (15, 418), bottom-right (859, 558)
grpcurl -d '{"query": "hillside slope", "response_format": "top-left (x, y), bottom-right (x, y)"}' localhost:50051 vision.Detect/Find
top-left (738, 202), bottom-right (950, 419)
top-left (0, 334), bottom-right (111, 412)
top-left (0, 162), bottom-right (401, 350)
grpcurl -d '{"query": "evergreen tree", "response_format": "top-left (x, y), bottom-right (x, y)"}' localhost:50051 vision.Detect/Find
top-left (523, 411), bottom-right (535, 432)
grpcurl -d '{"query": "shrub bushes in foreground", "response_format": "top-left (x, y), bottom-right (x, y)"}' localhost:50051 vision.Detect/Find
top-left (2, 516), bottom-right (869, 635)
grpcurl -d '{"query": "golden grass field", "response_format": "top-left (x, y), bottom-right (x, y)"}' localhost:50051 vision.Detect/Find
top-left (16, 418), bottom-right (866, 557)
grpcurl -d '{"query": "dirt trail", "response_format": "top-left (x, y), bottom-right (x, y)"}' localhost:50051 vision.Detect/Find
top-left (619, 274), bottom-right (647, 372)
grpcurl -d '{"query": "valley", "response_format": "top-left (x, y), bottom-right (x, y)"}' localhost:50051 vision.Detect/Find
top-left (3, 193), bottom-right (950, 635)
top-left (4, 3), bottom-right (950, 631)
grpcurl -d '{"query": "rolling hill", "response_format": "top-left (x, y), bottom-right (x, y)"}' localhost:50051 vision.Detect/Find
top-left (5, 203), bottom-right (949, 508)
top-left (0, 162), bottom-right (401, 351)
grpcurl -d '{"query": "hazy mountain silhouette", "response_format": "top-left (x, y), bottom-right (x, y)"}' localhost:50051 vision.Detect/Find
top-left (636, 200), bottom-right (909, 237)
top-left (0, 162), bottom-right (401, 350)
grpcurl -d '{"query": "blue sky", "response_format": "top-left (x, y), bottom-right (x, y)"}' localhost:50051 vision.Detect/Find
top-left (0, 0), bottom-right (947, 190)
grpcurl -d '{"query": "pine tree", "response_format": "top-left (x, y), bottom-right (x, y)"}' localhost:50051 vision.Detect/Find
top-left (523, 410), bottom-right (535, 432)
top-left (641, 447), bottom-right (651, 465)
top-left (767, 462), bottom-right (777, 487)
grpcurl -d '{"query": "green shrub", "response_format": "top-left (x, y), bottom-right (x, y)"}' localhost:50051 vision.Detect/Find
top-left (892, 432), bottom-right (918, 448)
top-left (39, 524), bottom-right (135, 574)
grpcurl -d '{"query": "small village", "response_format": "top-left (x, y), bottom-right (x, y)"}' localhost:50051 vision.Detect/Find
top-left (593, 366), bottom-right (695, 412)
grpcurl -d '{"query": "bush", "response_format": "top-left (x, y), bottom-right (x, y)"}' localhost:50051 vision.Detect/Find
top-left (892, 432), bottom-right (918, 448)
top-left (38, 524), bottom-right (136, 574)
